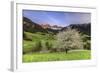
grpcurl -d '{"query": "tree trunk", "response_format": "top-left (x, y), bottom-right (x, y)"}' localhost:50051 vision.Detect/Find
top-left (65, 49), bottom-right (69, 54)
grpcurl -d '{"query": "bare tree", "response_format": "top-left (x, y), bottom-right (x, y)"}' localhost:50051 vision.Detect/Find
top-left (55, 28), bottom-right (83, 53)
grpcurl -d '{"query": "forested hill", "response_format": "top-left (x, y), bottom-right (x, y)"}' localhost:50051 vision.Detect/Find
top-left (61, 23), bottom-right (91, 35)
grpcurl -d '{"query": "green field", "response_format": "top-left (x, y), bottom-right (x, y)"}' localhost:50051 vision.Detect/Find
top-left (23, 32), bottom-right (56, 54)
top-left (23, 50), bottom-right (91, 62)
top-left (23, 31), bottom-right (91, 62)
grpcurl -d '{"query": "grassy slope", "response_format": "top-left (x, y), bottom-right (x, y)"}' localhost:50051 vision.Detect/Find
top-left (23, 32), bottom-right (56, 53)
top-left (23, 50), bottom-right (91, 62)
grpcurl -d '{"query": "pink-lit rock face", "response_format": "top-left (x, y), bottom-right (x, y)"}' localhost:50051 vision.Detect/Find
top-left (40, 24), bottom-right (63, 30)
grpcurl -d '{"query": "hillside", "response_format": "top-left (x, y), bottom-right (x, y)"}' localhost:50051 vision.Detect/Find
top-left (23, 17), bottom-right (61, 34)
top-left (61, 23), bottom-right (91, 35)
top-left (23, 17), bottom-right (47, 33)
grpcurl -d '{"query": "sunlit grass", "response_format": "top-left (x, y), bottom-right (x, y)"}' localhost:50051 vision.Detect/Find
top-left (23, 50), bottom-right (91, 62)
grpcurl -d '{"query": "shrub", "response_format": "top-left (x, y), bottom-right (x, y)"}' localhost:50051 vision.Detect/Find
top-left (23, 32), bottom-right (32, 41)
top-left (34, 41), bottom-right (42, 52)
top-left (45, 41), bottom-right (52, 50)
top-left (81, 34), bottom-right (91, 50)
top-left (84, 40), bottom-right (91, 50)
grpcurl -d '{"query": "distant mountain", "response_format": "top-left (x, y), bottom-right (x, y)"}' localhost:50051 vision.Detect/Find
top-left (23, 17), bottom-right (47, 33)
top-left (61, 23), bottom-right (91, 35)
top-left (41, 24), bottom-right (63, 30)
top-left (23, 17), bottom-right (60, 34)
top-left (41, 24), bottom-right (51, 29)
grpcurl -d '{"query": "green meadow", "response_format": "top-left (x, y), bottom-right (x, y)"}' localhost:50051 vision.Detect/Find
top-left (23, 30), bottom-right (91, 62)
top-left (23, 50), bottom-right (91, 62)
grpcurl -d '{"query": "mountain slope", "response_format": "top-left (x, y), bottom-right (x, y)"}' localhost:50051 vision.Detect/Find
top-left (23, 17), bottom-right (47, 33)
top-left (23, 17), bottom-right (60, 34)
top-left (61, 23), bottom-right (91, 35)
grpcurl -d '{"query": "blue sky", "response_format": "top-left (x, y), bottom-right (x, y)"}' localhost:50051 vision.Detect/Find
top-left (23, 10), bottom-right (91, 27)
